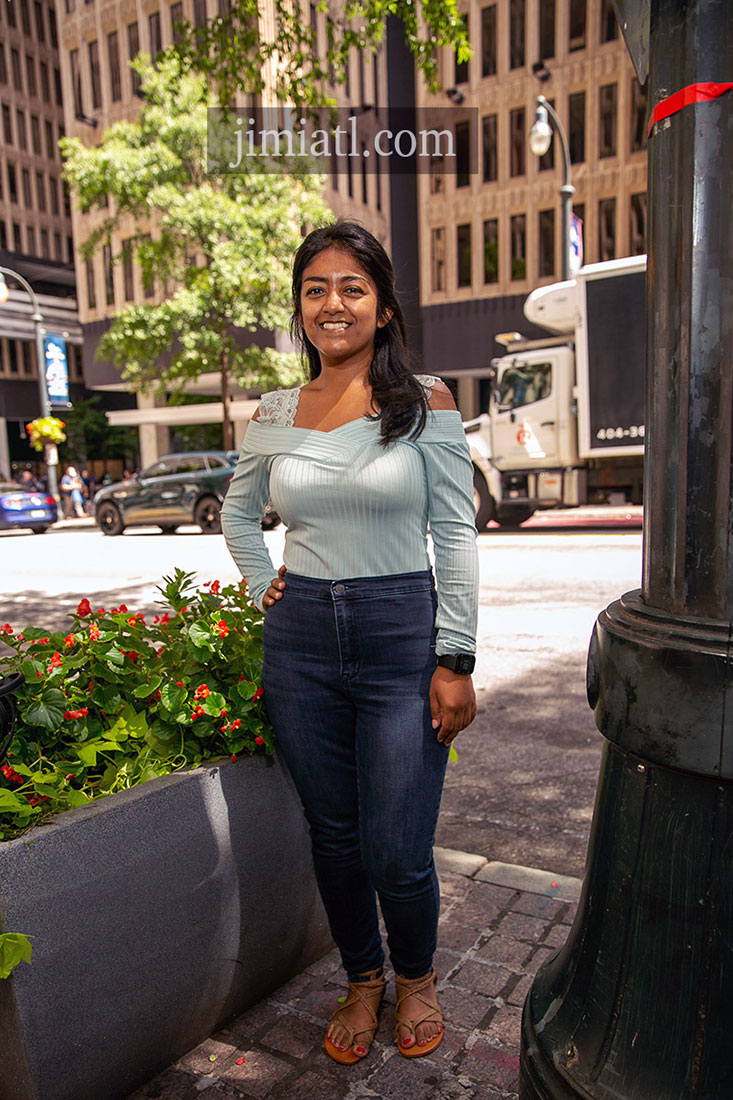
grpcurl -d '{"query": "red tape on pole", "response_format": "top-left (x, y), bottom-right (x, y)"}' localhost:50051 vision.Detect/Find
top-left (648, 82), bottom-right (733, 138)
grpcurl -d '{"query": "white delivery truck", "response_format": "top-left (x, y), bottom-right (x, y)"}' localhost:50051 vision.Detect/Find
top-left (466, 254), bottom-right (647, 528)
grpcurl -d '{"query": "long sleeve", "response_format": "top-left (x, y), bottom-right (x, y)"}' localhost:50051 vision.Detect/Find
top-left (417, 414), bottom-right (479, 655)
top-left (220, 440), bottom-right (276, 611)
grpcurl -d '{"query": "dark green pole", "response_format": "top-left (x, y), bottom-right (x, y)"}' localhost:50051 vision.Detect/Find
top-left (520, 2), bottom-right (733, 1098)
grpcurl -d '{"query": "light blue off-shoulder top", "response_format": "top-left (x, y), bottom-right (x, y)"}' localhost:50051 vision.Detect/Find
top-left (221, 375), bottom-right (478, 655)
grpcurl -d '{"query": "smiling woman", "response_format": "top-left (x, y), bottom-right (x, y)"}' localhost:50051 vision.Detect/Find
top-left (221, 220), bottom-right (479, 1067)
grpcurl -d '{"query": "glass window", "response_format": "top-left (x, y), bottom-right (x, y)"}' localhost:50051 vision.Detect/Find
top-left (20, 0), bottom-right (31, 34)
top-left (498, 361), bottom-right (552, 408)
top-left (54, 231), bottom-right (62, 260)
top-left (431, 228), bottom-right (445, 292)
top-left (569, 0), bottom-right (586, 51)
top-left (455, 120), bottom-right (470, 187)
top-left (510, 0), bottom-right (525, 69)
top-left (457, 223), bottom-right (472, 288)
top-left (128, 22), bottom-right (141, 95)
top-left (35, 171), bottom-right (45, 211)
top-left (103, 243), bottom-right (115, 305)
top-left (170, 2), bottom-right (184, 44)
top-left (599, 83), bottom-right (617, 157)
top-left (22, 168), bottom-right (32, 207)
top-left (40, 61), bottom-right (49, 102)
top-left (481, 5), bottom-right (496, 78)
top-left (12, 222), bottom-right (21, 250)
top-left (598, 198), bottom-right (616, 261)
top-left (143, 459), bottom-right (178, 479)
top-left (8, 164), bottom-right (18, 204)
top-left (568, 92), bottom-right (585, 163)
top-left (176, 456), bottom-right (207, 473)
top-left (483, 218), bottom-right (498, 284)
top-left (511, 213), bottom-right (526, 280)
top-left (16, 109), bottom-right (27, 150)
top-left (0, 223), bottom-right (6, 252)
top-left (140, 234), bottom-right (155, 297)
top-left (45, 119), bottom-right (54, 159)
top-left (70, 48), bottom-right (83, 116)
top-left (7, 1), bottom-right (16, 26)
top-left (601, 0), bottom-right (618, 42)
top-left (31, 114), bottom-right (41, 154)
top-left (630, 193), bottom-right (647, 255)
top-left (149, 12), bottom-right (163, 60)
top-left (26, 225), bottom-right (36, 255)
top-left (510, 108), bottom-right (525, 176)
top-left (122, 242), bottom-right (134, 301)
top-left (40, 227), bottom-right (49, 257)
top-left (54, 68), bottom-right (62, 106)
top-left (25, 55), bottom-right (36, 97)
top-left (539, 209), bottom-right (555, 277)
top-left (34, 1), bottom-right (44, 41)
top-left (11, 49), bottom-right (22, 92)
top-left (482, 114), bottom-right (497, 182)
top-left (375, 155), bottom-right (381, 211)
top-left (194, 0), bottom-right (207, 28)
top-left (0, 44), bottom-right (6, 85)
top-left (49, 6), bottom-right (58, 47)
top-left (2, 105), bottom-right (12, 144)
top-left (50, 175), bottom-right (59, 215)
top-left (89, 40), bottom-right (101, 110)
top-left (454, 13), bottom-right (469, 84)
top-left (539, 0), bottom-right (555, 59)
top-left (429, 156), bottom-right (443, 194)
top-left (108, 32), bottom-right (122, 102)
top-left (207, 455), bottom-right (229, 469)
top-left (630, 79), bottom-right (648, 153)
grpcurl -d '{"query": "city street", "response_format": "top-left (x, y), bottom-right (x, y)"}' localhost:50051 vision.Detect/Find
top-left (2, 517), bottom-right (643, 878)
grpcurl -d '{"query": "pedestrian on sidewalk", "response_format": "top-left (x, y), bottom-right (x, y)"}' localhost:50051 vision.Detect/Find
top-left (222, 220), bottom-right (478, 1066)
top-left (59, 466), bottom-right (86, 518)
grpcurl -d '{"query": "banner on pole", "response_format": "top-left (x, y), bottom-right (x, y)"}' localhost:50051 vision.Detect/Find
top-left (44, 334), bottom-right (71, 407)
top-left (570, 213), bottom-right (584, 275)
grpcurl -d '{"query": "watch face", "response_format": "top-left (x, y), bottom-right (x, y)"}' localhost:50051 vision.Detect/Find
top-left (454, 654), bottom-right (475, 675)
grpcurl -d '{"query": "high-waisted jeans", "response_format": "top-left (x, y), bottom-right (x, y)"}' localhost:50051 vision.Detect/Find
top-left (262, 569), bottom-right (449, 980)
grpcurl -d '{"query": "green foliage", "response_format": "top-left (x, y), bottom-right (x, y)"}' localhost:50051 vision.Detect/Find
top-left (60, 395), bottom-right (136, 465)
top-left (173, 0), bottom-right (473, 110)
top-left (0, 933), bottom-right (33, 980)
top-left (0, 570), bottom-right (273, 843)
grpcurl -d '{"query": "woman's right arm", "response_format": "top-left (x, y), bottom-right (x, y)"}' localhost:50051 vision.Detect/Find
top-left (220, 423), bottom-right (280, 612)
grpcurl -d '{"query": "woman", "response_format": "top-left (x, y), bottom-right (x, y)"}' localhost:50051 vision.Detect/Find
top-left (222, 220), bottom-right (478, 1064)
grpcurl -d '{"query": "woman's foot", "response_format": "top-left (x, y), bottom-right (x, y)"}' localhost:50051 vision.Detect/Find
top-left (394, 968), bottom-right (445, 1057)
top-left (324, 967), bottom-right (386, 1065)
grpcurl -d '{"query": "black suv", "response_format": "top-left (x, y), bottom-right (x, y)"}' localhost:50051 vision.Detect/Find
top-left (93, 451), bottom-right (238, 536)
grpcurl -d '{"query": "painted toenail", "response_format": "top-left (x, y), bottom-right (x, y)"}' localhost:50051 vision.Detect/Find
top-left (419, 1040), bottom-right (426, 1046)
top-left (355, 1047), bottom-right (365, 1055)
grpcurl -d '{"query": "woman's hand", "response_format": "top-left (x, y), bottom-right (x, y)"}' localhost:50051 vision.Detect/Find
top-left (429, 667), bottom-right (477, 744)
top-left (263, 565), bottom-right (287, 609)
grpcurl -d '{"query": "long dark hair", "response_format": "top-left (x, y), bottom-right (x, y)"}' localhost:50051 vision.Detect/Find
top-left (290, 220), bottom-right (428, 445)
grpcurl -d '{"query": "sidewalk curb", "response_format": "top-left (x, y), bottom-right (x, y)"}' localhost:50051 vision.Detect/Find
top-left (434, 845), bottom-right (583, 903)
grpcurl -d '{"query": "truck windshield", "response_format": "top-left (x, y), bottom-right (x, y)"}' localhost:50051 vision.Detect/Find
top-left (497, 361), bottom-right (552, 409)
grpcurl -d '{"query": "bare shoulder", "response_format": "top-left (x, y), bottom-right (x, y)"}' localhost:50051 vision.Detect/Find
top-left (427, 379), bottom-right (457, 411)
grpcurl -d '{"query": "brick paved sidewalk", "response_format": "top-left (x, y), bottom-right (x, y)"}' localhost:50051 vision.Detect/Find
top-left (125, 850), bottom-right (582, 1100)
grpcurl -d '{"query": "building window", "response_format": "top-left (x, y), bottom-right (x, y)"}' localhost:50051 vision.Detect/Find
top-left (50, 175), bottom-right (59, 215)
top-left (511, 213), bottom-right (526, 280)
top-left (70, 48), bottom-right (83, 116)
top-left (630, 79), bottom-right (648, 153)
top-left (36, 171), bottom-right (45, 211)
top-left (64, 0), bottom-right (75, 13)
top-left (431, 227), bottom-right (445, 292)
top-left (8, 340), bottom-right (19, 374)
top-left (11, 49), bottom-right (23, 92)
top-left (481, 5), bottom-right (496, 78)
top-left (40, 227), bottom-right (49, 257)
top-left (539, 0), bottom-right (555, 60)
top-left (45, 119), bottom-right (54, 159)
top-left (140, 236), bottom-right (155, 297)
top-left (539, 99), bottom-right (555, 170)
top-left (599, 83), bottom-right (617, 157)
top-left (49, 6), bottom-right (58, 47)
top-left (2, 105), bottom-right (11, 145)
top-left (25, 55), bottom-right (37, 98)
top-left (33, 0), bottom-right (45, 42)
top-left (85, 257), bottom-right (96, 309)
top-left (510, 107), bottom-right (525, 176)
top-left (22, 168), bottom-right (32, 207)
top-left (539, 209), bottom-right (555, 277)
top-left (89, 40), bottom-right (101, 110)
top-left (26, 226), bottom-right (36, 255)
top-left (31, 114), bottom-right (40, 154)
top-left (8, 164), bottom-right (17, 204)
top-left (54, 68), bottom-right (62, 106)
top-left (16, 109), bottom-right (27, 150)
top-left (67, 234), bottom-right (73, 260)
top-left (346, 153), bottom-right (353, 198)
top-left (456, 120), bottom-right (470, 187)
top-left (598, 198), bottom-right (616, 260)
top-left (194, 0), bottom-right (207, 28)
top-left (483, 218), bottom-right (498, 283)
top-left (40, 61), bottom-right (50, 102)
top-left (63, 181), bottom-right (71, 216)
top-left (149, 12), bottom-right (162, 62)
top-left (569, 0), bottom-right (586, 51)
top-left (569, 92), bottom-right (585, 163)
top-left (601, 0), bottom-right (618, 42)
top-left (122, 242), bottom-right (134, 301)
top-left (0, 44), bottom-right (7, 85)
top-left (482, 114), bottom-right (497, 182)
top-left (454, 13), bottom-right (469, 84)
top-left (509, 0), bottom-right (525, 69)
top-left (12, 222), bottom-right (21, 250)
top-left (54, 231), bottom-right (62, 260)
top-left (128, 22), bottom-right (142, 95)
top-left (0, 223), bottom-right (6, 251)
top-left (103, 243), bottom-right (115, 305)
top-left (7, 1), bottom-right (16, 26)
top-left (457, 223), bottom-right (472, 288)
top-left (630, 193), bottom-right (647, 255)
top-left (108, 32), bottom-right (122, 102)
top-left (170, 3), bottom-right (184, 44)
top-left (20, 0), bottom-right (31, 34)
top-left (429, 156), bottom-right (443, 194)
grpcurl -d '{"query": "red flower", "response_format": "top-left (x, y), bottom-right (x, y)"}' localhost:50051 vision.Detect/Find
top-left (1, 623), bottom-right (13, 635)
top-left (175, 681), bottom-right (184, 688)
top-left (64, 708), bottom-right (89, 721)
top-left (210, 580), bottom-right (220, 594)
top-left (33, 637), bottom-right (50, 645)
top-left (98, 607), bottom-right (106, 617)
top-left (220, 708), bottom-right (228, 716)
top-left (194, 684), bottom-right (210, 700)
top-left (160, 612), bottom-right (171, 626)
top-left (89, 624), bottom-right (100, 641)
top-left (50, 652), bottom-right (63, 667)
top-left (255, 736), bottom-right (265, 746)
top-left (230, 718), bottom-right (241, 730)
top-left (230, 753), bottom-right (237, 762)
top-left (64, 633), bottom-right (76, 648)
top-left (253, 687), bottom-right (264, 700)
top-left (76, 598), bottom-right (92, 617)
top-left (119, 604), bottom-right (128, 613)
top-left (128, 651), bottom-right (139, 663)
top-left (179, 605), bottom-right (188, 614)
top-left (217, 620), bottom-right (229, 638)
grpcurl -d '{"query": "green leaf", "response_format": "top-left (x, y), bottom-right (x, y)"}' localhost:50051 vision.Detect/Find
top-left (188, 620), bottom-right (213, 649)
top-left (0, 933), bottom-right (33, 980)
top-left (202, 691), bottom-right (226, 716)
top-left (448, 745), bottom-right (459, 764)
top-left (133, 675), bottom-right (163, 698)
top-left (105, 646), bottom-right (126, 669)
top-left (160, 683), bottom-right (186, 711)
top-left (20, 659), bottom-right (44, 682)
top-left (23, 688), bottom-right (67, 731)
top-left (105, 704), bottom-right (150, 742)
top-left (0, 789), bottom-right (29, 813)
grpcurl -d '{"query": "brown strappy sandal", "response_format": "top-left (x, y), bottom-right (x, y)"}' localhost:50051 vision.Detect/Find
top-left (394, 968), bottom-right (445, 1057)
top-left (324, 967), bottom-right (386, 1065)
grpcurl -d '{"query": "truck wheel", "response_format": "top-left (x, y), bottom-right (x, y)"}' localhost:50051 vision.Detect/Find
top-left (97, 502), bottom-right (124, 536)
top-left (496, 505), bottom-right (535, 528)
top-left (472, 468), bottom-right (495, 530)
top-left (194, 496), bottom-right (222, 534)
top-left (158, 525), bottom-right (179, 534)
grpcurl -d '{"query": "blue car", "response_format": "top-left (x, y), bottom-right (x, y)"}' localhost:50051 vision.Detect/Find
top-left (0, 480), bottom-right (58, 534)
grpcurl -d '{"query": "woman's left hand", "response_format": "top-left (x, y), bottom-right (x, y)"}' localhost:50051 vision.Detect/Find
top-left (429, 667), bottom-right (477, 744)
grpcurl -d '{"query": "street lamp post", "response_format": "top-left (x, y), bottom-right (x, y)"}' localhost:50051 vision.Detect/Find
top-left (0, 265), bottom-right (58, 499)
top-left (529, 96), bottom-right (574, 281)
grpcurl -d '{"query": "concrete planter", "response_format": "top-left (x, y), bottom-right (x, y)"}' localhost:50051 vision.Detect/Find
top-left (0, 755), bottom-right (331, 1100)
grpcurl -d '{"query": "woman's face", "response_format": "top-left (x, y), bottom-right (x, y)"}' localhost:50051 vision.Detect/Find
top-left (298, 246), bottom-right (390, 368)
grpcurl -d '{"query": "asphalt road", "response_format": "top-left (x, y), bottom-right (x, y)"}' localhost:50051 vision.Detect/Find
top-left (1, 519), bottom-right (643, 878)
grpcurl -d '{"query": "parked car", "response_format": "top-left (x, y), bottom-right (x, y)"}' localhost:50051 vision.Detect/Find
top-left (0, 480), bottom-right (57, 534)
top-left (92, 451), bottom-right (281, 536)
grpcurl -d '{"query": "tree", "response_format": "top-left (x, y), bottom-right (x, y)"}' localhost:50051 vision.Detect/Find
top-left (61, 57), bottom-right (331, 449)
top-left (60, 395), bottom-right (137, 465)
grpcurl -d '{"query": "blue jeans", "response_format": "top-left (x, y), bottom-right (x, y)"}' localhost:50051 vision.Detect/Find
top-left (262, 570), bottom-right (449, 980)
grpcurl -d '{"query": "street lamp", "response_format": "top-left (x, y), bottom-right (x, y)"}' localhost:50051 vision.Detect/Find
top-left (529, 95), bottom-right (575, 281)
top-left (0, 266), bottom-right (59, 499)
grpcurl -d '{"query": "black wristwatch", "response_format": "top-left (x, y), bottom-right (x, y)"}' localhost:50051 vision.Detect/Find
top-left (437, 653), bottom-right (476, 675)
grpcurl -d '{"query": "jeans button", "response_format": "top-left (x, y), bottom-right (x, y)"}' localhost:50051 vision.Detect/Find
top-left (333, 583), bottom-right (346, 594)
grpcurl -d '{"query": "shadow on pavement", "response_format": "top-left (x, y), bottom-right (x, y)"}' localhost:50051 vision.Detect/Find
top-left (2, 584), bottom-right (166, 634)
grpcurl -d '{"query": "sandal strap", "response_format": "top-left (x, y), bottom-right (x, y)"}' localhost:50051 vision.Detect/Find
top-left (328, 971), bottom-right (386, 1047)
top-left (394, 969), bottom-right (443, 1039)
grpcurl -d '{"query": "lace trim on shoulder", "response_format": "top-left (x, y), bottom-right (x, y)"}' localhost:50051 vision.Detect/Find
top-left (414, 374), bottom-right (440, 392)
top-left (257, 387), bottom-right (301, 427)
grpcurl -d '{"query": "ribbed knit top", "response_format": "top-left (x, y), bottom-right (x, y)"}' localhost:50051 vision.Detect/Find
top-left (221, 376), bottom-right (479, 654)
